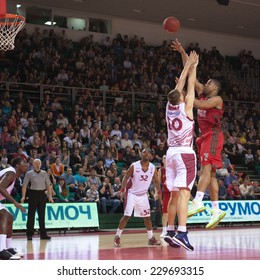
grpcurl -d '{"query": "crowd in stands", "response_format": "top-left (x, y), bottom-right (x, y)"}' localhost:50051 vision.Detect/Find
top-left (0, 27), bottom-right (260, 215)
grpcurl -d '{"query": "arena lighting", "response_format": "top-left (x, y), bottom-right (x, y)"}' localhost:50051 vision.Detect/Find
top-left (44, 21), bottom-right (56, 26)
top-left (217, 0), bottom-right (229, 5)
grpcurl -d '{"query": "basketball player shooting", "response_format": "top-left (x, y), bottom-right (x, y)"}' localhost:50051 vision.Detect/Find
top-left (163, 51), bottom-right (198, 251)
top-left (171, 39), bottom-right (226, 229)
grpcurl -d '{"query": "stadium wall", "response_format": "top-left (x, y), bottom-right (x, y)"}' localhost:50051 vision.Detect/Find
top-left (9, 2), bottom-right (260, 58)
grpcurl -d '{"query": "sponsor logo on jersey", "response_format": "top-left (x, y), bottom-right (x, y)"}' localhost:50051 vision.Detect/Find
top-left (197, 109), bottom-right (207, 117)
top-left (167, 110), bottom-right (180, 116)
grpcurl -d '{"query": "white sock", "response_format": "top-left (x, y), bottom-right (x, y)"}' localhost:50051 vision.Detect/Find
top-left (177, 225), bottom-right (187, 233)
top-left (162, 226), bottom-right (167, 233)
top-left (211, 201), bottom-right (219, 209)
top-left (167, 225), bottom-right (175, 231)
top-left (147, 230), bottom-right (153, 239)
top-left (195, 191), bottom-right (205, 202)
top-left (116, 228), bottom-right (123, 237)
top-left (6, 238), bottom-right (12, 249)
top-left (0, 234), bottom-right (7, 251)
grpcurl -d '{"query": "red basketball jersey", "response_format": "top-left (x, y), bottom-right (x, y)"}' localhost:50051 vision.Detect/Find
top-left (160, 167), bottom-right (169, 194)
top-left (197, 94), bottom-right (224, 134)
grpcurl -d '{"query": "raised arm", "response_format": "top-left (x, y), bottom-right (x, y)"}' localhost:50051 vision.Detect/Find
top-left (174, 52), bottom-right (193, 94)
top-left (195, 80), bottom-right (205, 95)
top-left (185, 51), bottom-right (199, 118)
top-left (171, 39), bottom-right (204, 95)
top-left (171, 38), bottom-right (188, 66)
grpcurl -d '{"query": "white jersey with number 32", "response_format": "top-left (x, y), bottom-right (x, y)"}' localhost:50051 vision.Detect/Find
top-left (128, 161), bottom-right (155, 195)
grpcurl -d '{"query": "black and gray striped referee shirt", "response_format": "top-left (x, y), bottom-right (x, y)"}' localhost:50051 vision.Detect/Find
top-left (23, 169), bottom-right (51, 191)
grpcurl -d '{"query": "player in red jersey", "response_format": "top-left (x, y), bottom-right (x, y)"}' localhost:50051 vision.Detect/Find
top-left (172, 39), bottom-right (226, 229)
top-left (158, 155), bottom-right (172, 238)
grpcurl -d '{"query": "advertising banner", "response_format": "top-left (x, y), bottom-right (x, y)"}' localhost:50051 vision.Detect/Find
top-left (4, 202), bottom-right (99, 230)
top-left (188, 200), bottom-right (260, 224)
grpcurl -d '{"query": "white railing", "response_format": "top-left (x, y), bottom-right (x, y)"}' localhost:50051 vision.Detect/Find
top-left (0, 81), bottom-right (259, 115)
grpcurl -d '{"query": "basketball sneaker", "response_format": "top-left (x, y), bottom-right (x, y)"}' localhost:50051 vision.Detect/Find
top-left (114, 235), bottom-right (121, 247)
top-left (0, 249), bottom-right (21, 260)
top-left (187, 200), bottom-right (206, 218)
top-left (164, 231), bottom-right (180, 248)
top-left (205, 209), bottom-right (226, 229)
top-left (172, 231), bottom-right (194, 251)
top-left (6, 248), bottom-right (24, 258)
top-left (148, 236), bottom-right (161, 245)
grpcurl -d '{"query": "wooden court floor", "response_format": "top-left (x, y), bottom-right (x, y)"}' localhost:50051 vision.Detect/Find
top-left (12, 226), bottom-right (260, 260)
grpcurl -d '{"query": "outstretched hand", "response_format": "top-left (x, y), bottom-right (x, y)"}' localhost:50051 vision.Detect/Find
top-left (193, 54), bottom-right (199, 67)
top-left (187, 50), bottom-right (199, 67)
top-left (171, 38), bottom-right (185, 53)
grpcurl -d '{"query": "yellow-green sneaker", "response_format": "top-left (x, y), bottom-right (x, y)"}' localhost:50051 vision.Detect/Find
top-left (187, 200), bottom-right (206, 218)
top-left (205, 209), bottom-right (226, 229)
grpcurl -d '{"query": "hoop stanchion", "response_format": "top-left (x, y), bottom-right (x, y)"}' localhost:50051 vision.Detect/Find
top-left (0, 14), bottom-right (26, 51)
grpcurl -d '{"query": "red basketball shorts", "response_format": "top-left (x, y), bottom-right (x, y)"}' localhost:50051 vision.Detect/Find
top-left (162, 192), bottom-right (170, 213)
top-left (196, 130), bottom-right (224, 170)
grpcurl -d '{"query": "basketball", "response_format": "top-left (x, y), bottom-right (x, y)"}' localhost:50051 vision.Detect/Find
top-left (163, 16), bottom-right (180, 33)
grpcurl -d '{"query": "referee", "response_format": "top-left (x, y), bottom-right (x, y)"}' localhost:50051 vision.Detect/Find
top-left (21, 159), bottom-right (54, 240)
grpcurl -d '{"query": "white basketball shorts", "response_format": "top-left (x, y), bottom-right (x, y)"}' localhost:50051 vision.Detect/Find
top-left (166, 147), bottom-right (196, 192)
top-left (124, 192), bottom-right (151, 217)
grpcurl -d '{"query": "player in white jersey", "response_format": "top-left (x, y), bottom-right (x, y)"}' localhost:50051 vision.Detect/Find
top-left (164, 51), bottom-right (199, 251)
top-left (114, 148), bottom-right (162, 247)
top-left (0, 157), bottom-right (28, 260)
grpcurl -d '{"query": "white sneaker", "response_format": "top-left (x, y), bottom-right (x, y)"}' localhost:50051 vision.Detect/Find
top-left (187, 200), bottom-right (206, 218)
top-left (7, 248), bottom-right (24, 258)
top-left (205, 209), bottom-right (226, 229)
top-left (10, 254), bottom-right (21, 260)
top-left (160, 231), bottom-right (167, 238)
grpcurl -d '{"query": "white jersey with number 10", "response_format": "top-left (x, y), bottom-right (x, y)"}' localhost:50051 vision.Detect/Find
top-left (166, 102), bottom-right (194, 148)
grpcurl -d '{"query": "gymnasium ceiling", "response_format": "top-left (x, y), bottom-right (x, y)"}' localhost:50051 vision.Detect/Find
top-left (15, 0), bottom-right (260, 39)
